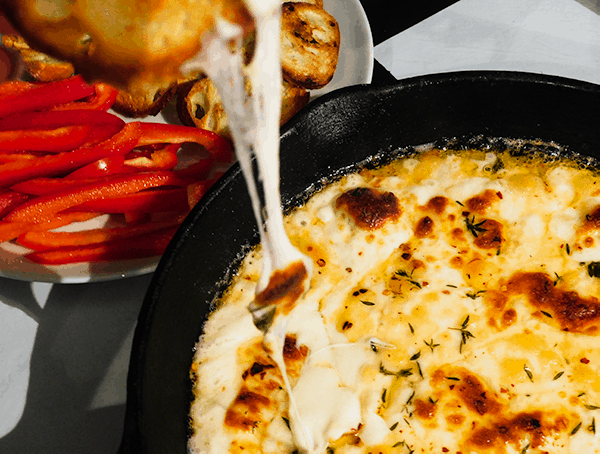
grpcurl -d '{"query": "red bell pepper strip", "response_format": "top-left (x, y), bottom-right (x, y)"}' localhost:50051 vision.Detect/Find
top-left (0, 81), bottom-right (38, 98)
top-left (11, 176), bottom-right (104, 196)
top-left (0, 212), bottom-right (101, 243)
top-left (52, 83), bottom-right (119, 112)
top-left (134, 122), bottom-right (233, 162)
top-left (0, 191), bottom-right (31, 220)
top-left (187, 176), bottom-right (221, 208)
top-left (73, 188), bottom-right (190, 213)
top-left (65, 155), bottom-right (126, 180)
top-left (124, 212), bottom-right (151, 225)
top-left (173, 158), bottom-right (214, 180)
top-left (0, 109), bottom-right (124, 131)
top-left (6, 171), bottom-right (192, 223)
top-left (23, 226), bottom-right (177, 264)
top-left (0, 153), bottom-right (40, 164)
top-left (0, 76), bottom-right (95, 118)
top-left (0, 125), bottom-right (93, 152)
top-left (124, 147), bottom-right (179, 170)
top-left (0, 121), bottom-right (142, 187)
top-left (18, 217), bottom-right (183, 250)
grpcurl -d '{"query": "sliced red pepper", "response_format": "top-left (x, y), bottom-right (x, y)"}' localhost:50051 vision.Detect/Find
top-left (18, 217), bottom-right (183, 250)
top-left (6, 171), bottom-right (192, 223)
top-left (23, 226), bottom-right (177, 264)
top-left (0, 121), bottom-right (142, 187)
top-left (74, 188), bottom-right (190, 213)
top-left (12, 176), bottom-right (103, 196)
top-left (134, 122), bottom-right (233, 162)
top-left (124, 146), bottom-right (179, 170)
top-left (0, 109), bottom-right (124, 131)
top-left (187, 177), bottom-right (220, 208)
top-left (0, 125), bottom-right (93, 152)
top-left (0, 153), bottom-right (41, 164)
top-left (0, 109), bottom-right (125, 148)
top-left (124, 212), bottom-right (151, 225)
top-left (52, 83), bottom-right (119, 112)
top-left (0, 191), bottom-right (32, 219)
top-left (65, 155), bottom-right (126, 180)
top-left (173, 158), bottom-right (214, 180)
top-left (0, 211), bottom-right (101, 243)
top-left (0, 76), bottom-right (95, 118)
top-left (0, 81), bottom-right (38, 98)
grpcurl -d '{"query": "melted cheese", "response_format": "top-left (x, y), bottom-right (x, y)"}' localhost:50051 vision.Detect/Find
top-left (190, 146), bottom-right (600, 453)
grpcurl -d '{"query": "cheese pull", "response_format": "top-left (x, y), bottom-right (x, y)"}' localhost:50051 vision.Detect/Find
top-left (249, 259), bottom-right (311, 332)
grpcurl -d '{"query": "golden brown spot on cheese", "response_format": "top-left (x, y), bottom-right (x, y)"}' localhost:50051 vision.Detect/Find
top-left (584, 205), bottom-right (600, 230)
top-left (453, 372), bottom-right (501, 416)
top-left (466, 189), bottom-right (501, 214)
top-left (501, 308), bottom-right (517, 328)
top-left (426, 195), bottom-right (449, 214)
top-left (335, 187), bottom-right (401, 230)
top-left (282, 335), bottom-right (308, 363)
top-left (506, 271), bottom-right (600, 334)
top-left (451, 227), bottom-right (466, 242)
top-left (414, 398), bottom-right (437, 420)
top-left (446, 413), bottom-right (466, 427)
top-left (254, 260), bottom-right (308, 316)
top-left (225, 389), bottom-right (271, 431)
top-left (584, 236), bottom-right (594, 247)
top-left (226, 336), bottom-right (309, 433)
top-left (466, 411), bottom-right (551, 451)
top-left (473, 219), bottom-right (504, 250)
top-left (415, 216), bottom-right (434, 238)
top-left (449, 256), bottom-right (463, 269)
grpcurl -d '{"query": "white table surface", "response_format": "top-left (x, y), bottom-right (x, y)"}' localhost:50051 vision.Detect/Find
top-left (1, 0), bottom-right (599, 452)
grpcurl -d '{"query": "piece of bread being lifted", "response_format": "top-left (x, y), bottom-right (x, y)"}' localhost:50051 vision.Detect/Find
top-left (1, 0), bottom-right (254, 92)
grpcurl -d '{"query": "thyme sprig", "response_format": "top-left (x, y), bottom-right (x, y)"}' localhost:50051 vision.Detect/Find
top-left (424, 338), bottom-right (440, 352)
top-left (465, 216), bottom-right (487, 238)
top-left (449, 315), bottom-right (475, 353)
top-left (395, 269), bottom-right (422, 289)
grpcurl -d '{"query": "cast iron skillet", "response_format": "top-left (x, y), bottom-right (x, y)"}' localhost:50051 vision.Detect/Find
top-left (119, 71), bottom-right (600, 453)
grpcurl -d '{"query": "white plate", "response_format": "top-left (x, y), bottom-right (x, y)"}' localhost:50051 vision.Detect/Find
top-left (0, 0), bottom-right (374, 283)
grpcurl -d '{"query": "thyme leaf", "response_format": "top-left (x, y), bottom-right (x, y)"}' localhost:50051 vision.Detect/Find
top-left (395, 269), bottom-right (422, 289)
top-left (410, 351), bottom-right (421, 361)
top-left (553, 371), bottom-right (564, 381)
top-left (571, 421), bottom-right (582, 435)
top-left (360, 300), bottom-right (375, 306)
top-left (466, 290), bottom-right (486, 300)
top-left (589, 417), bottom-right (596, 434)
top-left (379, 363), bottom-right (413, 378)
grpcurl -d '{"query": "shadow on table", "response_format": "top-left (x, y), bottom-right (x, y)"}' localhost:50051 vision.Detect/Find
top-left (0, 273), bottom-right (152, 454)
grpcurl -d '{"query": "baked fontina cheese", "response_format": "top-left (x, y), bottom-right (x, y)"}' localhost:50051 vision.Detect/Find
top-left (190, 145), bottom-right (600, 453)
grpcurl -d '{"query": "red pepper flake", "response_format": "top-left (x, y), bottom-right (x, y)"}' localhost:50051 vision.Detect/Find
top-left (316, 258), bottom-right (326, 267)
top-left (581, 357), bottom-right (590, 364)
top-left (342, 321), bottom-right (353, 330)
top-left (496, 191), bottom-right (503, 199)
top-left (442, 448), bottom-right (449, 453)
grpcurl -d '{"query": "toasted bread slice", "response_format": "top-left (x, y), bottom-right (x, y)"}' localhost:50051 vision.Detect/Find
top-left (2, 34), bottom-right (74, 82)
top-left (285, 0), bottom-right (324, 8)
top-left (177, 77), bottom-right (309, 139)
top-left (112, 82), bottom-right (179, 118)
top-left (280, 2), bottom-right (340, 89)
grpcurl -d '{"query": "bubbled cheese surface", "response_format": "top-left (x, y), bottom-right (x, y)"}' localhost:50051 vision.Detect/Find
top-left (189, 146), bottom-right (600, 454)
